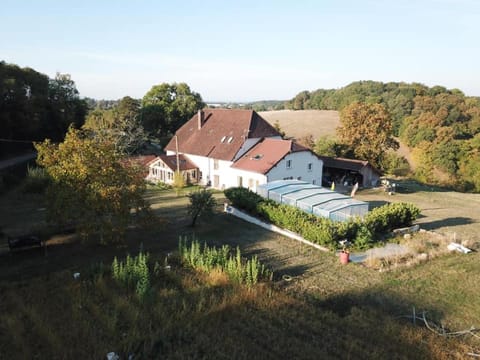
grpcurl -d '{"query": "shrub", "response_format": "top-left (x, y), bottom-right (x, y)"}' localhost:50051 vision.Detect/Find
top-left (224, 187), bottom-right (262, 214)
top-left (364, 202), bottom-right (420, 236)
top-left (187, 188), bottom-right (217, 226)
top-left (225, 186), bottom-right (421, 250)
top-left (111, 252), bottom-right (150, 299)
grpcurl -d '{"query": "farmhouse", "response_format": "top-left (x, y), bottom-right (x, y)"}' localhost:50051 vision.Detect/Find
top-left (155, 109), bottom-right (323, 191)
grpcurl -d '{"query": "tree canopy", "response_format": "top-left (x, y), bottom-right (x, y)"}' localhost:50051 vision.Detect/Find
top-left (141, 82), bottom-right (204, 138)
top-left (337, 102), bottom-right (398, 169)
top-left (83, 96), bottom-right (148, 155)
top-left (35, 127), bottom-right (150, 243)
top-left (1, 61), bottom-right (87, 155)
top-left (289, 81), bottom-right (480, 191)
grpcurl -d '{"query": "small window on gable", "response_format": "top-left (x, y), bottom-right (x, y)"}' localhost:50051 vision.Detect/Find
top-left (221, 136), bottom-right (226, 143)
top-left (227, 136), bottom-right (234, 143)
top-left (286, 159), bottom-right (292, 169)
top-left (307, 163), bottom-right (313, 172)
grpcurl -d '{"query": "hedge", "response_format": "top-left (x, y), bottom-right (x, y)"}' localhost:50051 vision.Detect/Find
top-left (224, 187), bottom-right (420, 250)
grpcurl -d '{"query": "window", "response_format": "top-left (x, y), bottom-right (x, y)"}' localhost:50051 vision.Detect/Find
top-left (286, 159), bottom-right (292, 169)
top-left (307, 163), bottom-right (313, 172)
top-left (248, 178), bottom-right (254, 189)
top-left (237, 176), bottom-right (243, 187)
top-left (214, 159), bottom-right (219, 170)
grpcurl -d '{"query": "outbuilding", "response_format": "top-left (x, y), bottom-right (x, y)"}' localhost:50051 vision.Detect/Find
top-left (318, 156), bottom-right (381, 188)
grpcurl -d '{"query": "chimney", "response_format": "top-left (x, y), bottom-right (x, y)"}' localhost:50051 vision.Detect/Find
top-left (197, 109), bottom-right (204, 130)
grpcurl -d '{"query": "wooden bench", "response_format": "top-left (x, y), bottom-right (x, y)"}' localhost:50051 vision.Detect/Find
top-left (7, 235), bottom-right (43, 250)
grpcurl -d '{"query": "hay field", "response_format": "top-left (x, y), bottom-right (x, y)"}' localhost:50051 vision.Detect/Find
top-left (259, 110), bottom-right (339, 140)
top-left (260, 109), bottom-right (416, 168)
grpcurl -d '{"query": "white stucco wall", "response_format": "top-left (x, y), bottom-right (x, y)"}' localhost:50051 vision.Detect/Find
top-left (220, 168), bottom-right (267, 192)
top-left (166, 150), bottom-right (322, 190)
top-left (266, 151), bottom-right (322, 185)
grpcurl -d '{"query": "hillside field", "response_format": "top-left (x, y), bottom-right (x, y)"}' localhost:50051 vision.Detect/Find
top-left (260, 109), bottom-right (416, 169)
top-left (259, 109), bottom-right (339, 140)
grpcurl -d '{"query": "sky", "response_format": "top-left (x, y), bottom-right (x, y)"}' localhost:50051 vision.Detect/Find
top-left (1, 0), bottom-right (479, 101)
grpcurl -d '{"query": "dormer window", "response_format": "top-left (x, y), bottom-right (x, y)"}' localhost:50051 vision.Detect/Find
top-left (227, 136), bottom-right (233, 143)
top-left (221, 136), bottom-right (226, 143)
top-left (252, 154), bottom-right (263, 160)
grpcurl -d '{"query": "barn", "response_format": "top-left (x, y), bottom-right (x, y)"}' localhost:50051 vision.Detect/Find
top-left (257, 180), bottom-right (369, 222)
top-left (318, 156), bottom-right (382, 188)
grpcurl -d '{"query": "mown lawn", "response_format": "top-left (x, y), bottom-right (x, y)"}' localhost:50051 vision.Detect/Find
top-left (0, 186), bottom-right (478, 359)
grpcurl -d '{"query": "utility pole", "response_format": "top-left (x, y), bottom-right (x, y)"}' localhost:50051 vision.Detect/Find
top-left (175, 134), bottom-right (180, 173)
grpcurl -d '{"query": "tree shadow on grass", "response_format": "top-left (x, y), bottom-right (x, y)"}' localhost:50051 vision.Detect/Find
top-left (394, 179), bottom-right (452, 194)
top-left (419, 217), bottom-right (474, 231)
top-left (144, 279), bottom-right (465, 360)
top-left (368, 200), bottom-right (390, 209)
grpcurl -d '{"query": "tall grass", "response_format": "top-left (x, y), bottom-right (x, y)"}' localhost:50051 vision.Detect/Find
top-left (178, 236), bottom-right (272, 287)
top-left (21, 165), bottom-right (51, 194)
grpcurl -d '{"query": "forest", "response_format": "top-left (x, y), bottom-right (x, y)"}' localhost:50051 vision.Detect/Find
top-left (0, 61), bottom-right (204, 157)
top-left (0, 61), bottom-right (87, 156)
top-left (287, 81), bottom-right (480, 192)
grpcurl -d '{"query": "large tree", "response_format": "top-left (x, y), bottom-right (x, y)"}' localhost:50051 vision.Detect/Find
top-left (47, 73), bottom-right (88, 140)
top-left (35, 127), bottom-right (150, 243)
top-left (141, 82), bottom-right (204, 137)
top-left (83, 96), bottom-right (148, 154)
top-left (337, 102), bottom-right (398, 168)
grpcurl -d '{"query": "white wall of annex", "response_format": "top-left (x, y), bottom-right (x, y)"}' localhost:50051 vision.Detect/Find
top-left (266, 152), bottom-right (322, 185)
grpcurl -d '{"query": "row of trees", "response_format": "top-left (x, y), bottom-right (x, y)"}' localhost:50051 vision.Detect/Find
top-left (2, 61), bottom-right (205, 156)
top-left (83, 83), bottom-right (205, 149)
top-left (1, 61), bottom-right (87, 155)
top-left (288, 81), bottom-right (480, 191)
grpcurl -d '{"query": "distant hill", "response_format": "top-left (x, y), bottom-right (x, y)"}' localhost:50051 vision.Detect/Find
top-left (286, 81), bottom-right (480, 191)
top-left (206, 100), bottom-right (285, 111)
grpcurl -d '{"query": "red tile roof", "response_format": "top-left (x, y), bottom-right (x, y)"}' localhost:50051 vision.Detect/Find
top-left (123, 155), bottom-right (157, 177)
top-left (127, 155), bottom-right (157, 167)
top-left (154, 154), bottom-right (198, 171)
top-left (164, 109), bottom-right (281, 161)
top-left (231, 138), bottom-right (310, 174)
